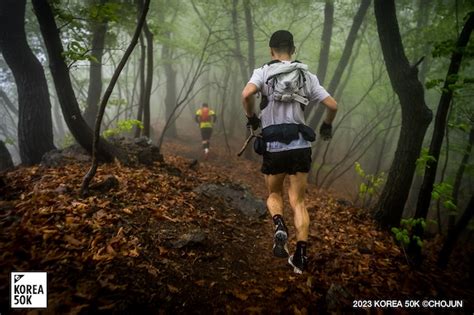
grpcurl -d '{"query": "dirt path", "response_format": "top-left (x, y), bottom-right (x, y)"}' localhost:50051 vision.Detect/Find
top-left (161, 138), bottom-right (474, 313)
top-left (161, 140), bottom-right (323, 312)
top-left (0, 137), bottom-right (472, 314)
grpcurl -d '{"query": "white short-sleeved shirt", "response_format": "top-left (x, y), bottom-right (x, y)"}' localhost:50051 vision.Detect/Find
top-left (248, 60), bottom-right (330, 152)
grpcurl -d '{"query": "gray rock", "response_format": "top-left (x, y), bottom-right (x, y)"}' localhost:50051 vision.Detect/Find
top-left (137, 146), bottom-right (163, 165)
top-left (194, 183), bottom-right (266, 218)
top-left (40, 145), bottom-right (91, 167)
top-left (169, 229), bottom-right (207, 249)
top-left (134, 136), bottom-right (151, 147)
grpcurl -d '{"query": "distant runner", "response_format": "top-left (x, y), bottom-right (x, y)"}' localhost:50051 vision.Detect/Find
top-left (241, 30), bottom-right (338, 274)
top-left (195, 103), bottom-right (216, 159)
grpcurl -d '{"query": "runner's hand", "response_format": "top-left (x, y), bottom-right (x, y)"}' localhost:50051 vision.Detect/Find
top-left (246, 114), bottom-right (260, 130)
top-left (319, 122), bottom-right (332, 140)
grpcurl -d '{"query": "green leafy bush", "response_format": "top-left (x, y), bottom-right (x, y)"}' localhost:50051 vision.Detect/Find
top-left (432, 182), bottom-right (458, 215)
top-left (103, 119), bottom-right (143, 138)
top-left (415, 148), bottom-right (436, 175)
top-left (391, 218), bottom-right (427, 248)
top-left (61, 134), bottom-right (75, 148)
top-left (354, 162), bottom-right (384, 207)
top-left (62, 40), bottom-right (98, 65)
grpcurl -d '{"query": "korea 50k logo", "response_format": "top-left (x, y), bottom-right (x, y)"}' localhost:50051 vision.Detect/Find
top-left (11, 272), bottom-right (47, 308)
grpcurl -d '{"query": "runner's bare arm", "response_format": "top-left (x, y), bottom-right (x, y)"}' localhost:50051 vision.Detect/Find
top-left (242, 83), bottom-right (259, 117)
top-left (321, 96), bottom-right (337, 124)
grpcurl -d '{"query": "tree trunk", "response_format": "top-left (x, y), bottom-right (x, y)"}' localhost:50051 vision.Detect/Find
top-left (373, 0), bottom-right (433, 228)
top-left (81, 0), bottom-right (150, 195)
top-left (83, 0), bottom-right (108, 128)
top-left (231, 0), bottom-right (248, 83)
top-left (414, 12), bottom-right (473, 221)
top-left (405, 173), bottom-right (423, 217)
top-left (316, 0), bottom-right (334, 85)
top-left (435, 107), bottom-right (453, 234)
top-left (437, 195), bottom-right (474, 269)
top-left (310, 22), bottom-right (367, 172)
top-left (32, 0), bottom-right (117, 162)
top-left (162, 31), bottom-right (178, 138)
top-left (134, 34), bottom-right (146, 138)
top-left (219, 68), bottom-right (233, 155)
top-left (231, 0), bottom-right (253, 159)
top-left (307, 0), bottom-right (370, 128)
top-left (450, 125), bottom-right (474, 232)
top-left (228, 79), bottom-right (240, 138)
top-left (0, 140), bottom-right (14, 171)
top-left (374, 104), bottom-right (397, 175)
top-left (243, 0), bottom-right (255, 76)
top-left (141, 4), bottom-right (153, 138)
top-left (416, 0), bottom-right (431, 84)
top-left (128, 52), bottom-right (140, 120)
top-left (0, 0), bottom-right (56, 165)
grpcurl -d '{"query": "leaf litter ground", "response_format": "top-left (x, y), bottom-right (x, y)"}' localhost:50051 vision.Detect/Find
top-left (0, 138), bottom-right (472, 314)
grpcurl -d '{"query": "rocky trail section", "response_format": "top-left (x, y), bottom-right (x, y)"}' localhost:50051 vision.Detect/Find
top-left (0, 140), bottom-right (472, 314)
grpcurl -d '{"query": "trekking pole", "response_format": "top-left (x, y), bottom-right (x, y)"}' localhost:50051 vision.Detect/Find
top-left (237, 128), bottom-right (258, 157)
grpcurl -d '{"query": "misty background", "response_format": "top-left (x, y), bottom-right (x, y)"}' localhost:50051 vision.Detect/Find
top-left (0, 0), bottom-right (472, 228)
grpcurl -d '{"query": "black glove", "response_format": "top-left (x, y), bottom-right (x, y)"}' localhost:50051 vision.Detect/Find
top-left (319, 122), bottom-right (332, 140)
top-left (246, 114), bottom-right (261, 130)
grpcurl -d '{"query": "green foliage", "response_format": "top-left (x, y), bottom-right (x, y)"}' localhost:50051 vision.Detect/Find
top-left (425, 74), bottom-right (473, 92)
top-left (425, 78), bottom-right (444, 90)
top-left (61, 134), bottom-right (75, 148)
top-left (463, 77), bottom-right (474, 84)
top-left (391, 227), bottom-right (410, 246)
top-left (432, 39), bottom-right (456, 58)
top-left (443, 200), bottom-right (457, 213)
top-left (432, 182), bottom-right (458, 215)
top-left (424, 9), bottom-right (474, 116)
top-left (50, 1), bottom-right (80, 27)
top-left (108, 98), bottom-right (128, 107)
top-left (415, 148), bottom-right (436, 175)
top-left (354, 162), bottom-right (384, 206)
top-left (431, 181), bottom-right (452, 200)
top-left (52, 1), bottom-right (132, 67)
top-left (354, 161), bottom-right (366, 178)
top-left (2, 138), bottom-right (15, 145)
top-left (391, 218), bottom-right (429, 248)
top-left (62, 41), bottom-right (98, 65)
top-left (89, 2), bottom-right (122, 23)
top-left (448, 122), bottom-right (470, 133)
top-left (443, 74), bottom-right (464, 93)
top-left (103, 119), bottom-right (143, 138)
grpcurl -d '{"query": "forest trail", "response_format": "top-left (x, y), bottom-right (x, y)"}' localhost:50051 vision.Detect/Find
top-left (0, 137), bottom-right (472, 314)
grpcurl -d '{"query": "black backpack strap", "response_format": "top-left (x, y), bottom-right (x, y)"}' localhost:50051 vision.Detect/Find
top-left (260, 95), bottom-right (269, 111)
top-left (266, 59), bottom-right (281, 66)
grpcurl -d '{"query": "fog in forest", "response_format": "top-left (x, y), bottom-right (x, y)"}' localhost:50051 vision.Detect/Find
top-left (2, 0), bottom-right (474, 312)
top-left (1, 0), bottom-right (473, 231)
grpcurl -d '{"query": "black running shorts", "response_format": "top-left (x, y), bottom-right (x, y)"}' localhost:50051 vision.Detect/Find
top-left (200, 127), bottom-right (213, 141)
top-left (261, 148), bottom-right (312, 175)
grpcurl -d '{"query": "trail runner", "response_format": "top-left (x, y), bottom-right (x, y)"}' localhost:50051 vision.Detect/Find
top-left (241, 30), bottom-right (338, 273)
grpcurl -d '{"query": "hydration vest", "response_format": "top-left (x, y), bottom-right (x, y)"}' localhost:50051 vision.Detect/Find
top-left (260, 60), bottom-right (309, 111)
top-left (200, 107), bottom-right (210, 122)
